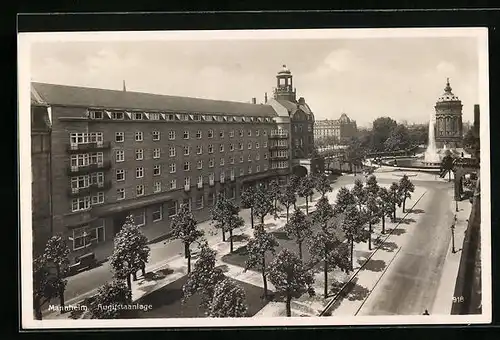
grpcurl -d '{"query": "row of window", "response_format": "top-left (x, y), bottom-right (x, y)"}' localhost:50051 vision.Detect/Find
top-left (271, 161), bottom-right (289, 169)
top-left (293, 125), bottom-right (313, 133)
top-left (88, 109), bottom-right (274, 124)
top-left (71, 192), bottom-right (105, 212)
top-left (70, 152), bottom-right (104, 167)
top-left (115, 148), bottom-right (269, 162)
top-left (70, 172), bottom-right (105, 189)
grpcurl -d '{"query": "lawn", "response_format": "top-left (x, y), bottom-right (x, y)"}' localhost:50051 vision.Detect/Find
top-left (132, 274), bottom-right (269, 318)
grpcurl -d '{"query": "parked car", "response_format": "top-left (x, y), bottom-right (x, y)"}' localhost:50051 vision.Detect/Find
top-left (67, 252), bottom-right (98, 277)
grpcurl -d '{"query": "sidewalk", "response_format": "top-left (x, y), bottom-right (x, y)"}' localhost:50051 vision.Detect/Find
top-left (431, 195), bottom-right (472, 315)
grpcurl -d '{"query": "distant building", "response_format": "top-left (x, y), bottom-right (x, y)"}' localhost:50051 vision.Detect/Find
top-left (314, 113), bottom-right (358, 144)
top-left (434, 78), bottom-right (463, 148)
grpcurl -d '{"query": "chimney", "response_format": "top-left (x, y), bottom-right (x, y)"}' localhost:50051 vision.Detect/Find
top-left (122, 80), bottom-right (126, 92)
top-left (474, 104), bottom-right (480, 133)
top-left (252, 97), bottom-right (256, 104)
top-left (298, 97), bottom-right (305, 104)
top-left (264, 92), bottom-right (268, 103)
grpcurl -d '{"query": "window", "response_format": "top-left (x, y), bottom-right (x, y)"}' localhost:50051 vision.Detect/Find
top-left (248, 142), bottom-right (252, 150)
top-left (135, 131), bottom-right (143, 141)
top-left (136, 185), bottom-right (145, 197)
top-left (230, 156), bottom-right (235, 164)
top-left (183, 131), bottom-right (189, 139)
top-left (229, 143), bottom-right (234, 151)
top-left (209, 173), bottom-right (215, 183)
top-left (208, 129), bottom-right (214, 138)
top-left (170, 163), bottom-right (176, 173)
top-left (184, 177), bottom-right (191, 187)
top-left (248, 154), bottom-right (252, 162)
top-left (152, 204), bottom-right (163, 221)
top-left (239, 142), bottom-right (243, 150)
top-left (150, 113), bottom-right (160, 120)
top-left (89, 152), bottom-right (103, 165)
top-left (153, 131), bottom-right (160, 141)
top-left (195, 195), bottom-right (204, 210)
top-left (112, 111), bottom-right (124, 120)
top-left (115, 132), bottom-right (124, 142)
top-left (264, 153), bottom-right (268, 160)
top-left (239, 156), bottom-right (244, 163)
top-left (263, 130), bottom-right (267, 136)
top-left (92, 192), bottom-right (105, 205)
top-left (229, 130), bottom-right (234, 137)
top-left (71, 196), bottom-right (91, 212)
top-left (220, 158), bottom-right (225, 166)
top-left (136, 149), bottom-right (144, 160)
top-left (197, 175), bottom-right (203, 186)
top-left (248, 130), bottom-right (252, 137)
top-left (72, 225), bottom-right (105, 251)
top-left (117, 188), bottom-right (125, 200)
top-left (116, 169), bottom-right (125, 181)
top-left (239, 168), bottom-right (244, 176)
top-left (220, 171), bottom-right (225, 182)
top-left (256, 130), bottom-right (260, 136)
top-left (167, 200), bottom-right (177, 217)
top-left (182, 198), bottom-right (192, 212)
top-left (256, 165), bottom-right (260, 172)
top-left (248, 166), bottom-right (252, 174)
top-left (208, 144), bottom-right (214, 153)
top-left (239, 129), bottom-right (243, 137)
top-left (184, 146), bottom-right (190, 156)
top-left (71, 154), bottom-right (90, 168)
top-left (136, 167), bottom-right (144, 178)
top-left (220, 144), bottom-right (224, 152)
top-left (154, 181), bottom-right (161, 193)
top-left (170, 179), bottom-right (177, 190)
top-left (169, 147), bottom-right (176, 157)
top-left (133, 112), bottom-right (143, 120)
top-left (153, 165), bottom-right (161, 176)
top-left (264, 164), bottom-right (268, 171)
top-left (197, 160), bottom-right (203, 169)
top-left (220, 130), bottom-right (224, 138)
top-left (209, 158), bottom-right (215, 168)
top-left (133, 209), bottom-right (146, 226)
top-left (91, 172), bottom-right (104, 185)
top-left (256, 153), bottom-right (260, 161)
top-left (263, 141), bottom-right (267, 148)
top-left (197, 145), bottom-right (203, 154)
top-left (208, 192), bottom-right (215, 206)
top-left (256, 142), bottom-right (260, 149)
top-left (229, 186), bottom-right (236, 199)
top-left (196, 130), bottom-right (202, 139)
top-left (115, 150), bottom-right (124, 162)
top-left (184, 162), bottom-right (190, 171)
top-left (168, 131), bottom-right (175, 140)
top-left (153, 148), bottom-right (161, 159)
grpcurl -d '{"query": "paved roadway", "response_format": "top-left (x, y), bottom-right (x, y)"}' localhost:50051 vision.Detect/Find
top-left (358, 179), bottom-right (455, 315)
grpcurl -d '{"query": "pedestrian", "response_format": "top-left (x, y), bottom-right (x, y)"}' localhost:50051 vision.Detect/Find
top-left (423, 309), bottom-right (429, 315)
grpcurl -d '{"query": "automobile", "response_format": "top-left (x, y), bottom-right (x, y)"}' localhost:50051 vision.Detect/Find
top-left (67, 252), bottom-right (98, 277)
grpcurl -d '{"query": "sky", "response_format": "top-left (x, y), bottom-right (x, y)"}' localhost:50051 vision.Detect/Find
top-left (30, 35), bottom-right (481, 127)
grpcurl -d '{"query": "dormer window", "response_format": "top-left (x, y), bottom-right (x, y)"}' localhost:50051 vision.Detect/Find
top-left (111, 111), bottom-right (124, 120)
top-left (89, 110), bottom-right (103, 119)
top-left (133, 112), bottom-right (143, 120)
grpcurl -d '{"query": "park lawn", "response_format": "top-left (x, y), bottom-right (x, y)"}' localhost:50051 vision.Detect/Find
top-left (132, 275), bottom-right (268, 318)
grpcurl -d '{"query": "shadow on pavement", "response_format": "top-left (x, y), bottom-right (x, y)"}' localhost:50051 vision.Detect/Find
top-left (358, 258), bottom-right (386, 272)
top-left (408, 208), bottom-right (425, 214)
top-left (230, 234), bottom-right (250, 243)
top-left (389, 228), bottom-right (406, 236)
top-left (143, 267), bottom-right (175, 281)
top-left (394, 217), bottom-right (416, 225)
top-left (374, 239), bottom-right (399, 252)
top-left (271, 230), bottom-right (291, 240)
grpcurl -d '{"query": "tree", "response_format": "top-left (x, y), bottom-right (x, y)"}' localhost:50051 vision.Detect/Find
top-left (441, 152), bottom-right (454, 182)
top-left (268, 179), bottom-right (282, 218)
top-left (253, 186), bottom-right (274, 225)
top-left (241, 186), bottom-right (257, 228)
top-left (33, 256), bottom-right (62, 320)
top-left (341, 205), bottom-right (368, 271)
top-left (389, 182), bottom-right (403, 221)
top-left (384, 124), bottom-right (410, 151)
top-left (208, 278), bottom-right (248, 317)
top-left (312, 196), bottom-right (334, 231)
top-left (365, 175), bottom-right (380, 197)
top-left (308, 219), bottom-right (350, 298)
top-left (212, 193), bottom-right (228, 241)
top-left (172, 203), bottom-right (205, 272)
top-left (314, 173), bottom-right (332, 198)
top-left (284, 209), bottom-right (313, 260)
top-left (279, 184), bottom-right (297, 223)
top-left (365, 193), bottom-right (381, 250)
top-left (267, 249), bottom-right (315, 317)
top-left (351, 178), bottom-right (367, 211)
top-left (398, 174), bottom-right (415, 213)
top-left (88, 280), bottom-right (132, 319)
top-left (333, 187), bottom-right (356, 215)
top-left (43, 235), bottom-right (70, 309)
top-left (109, 215), bottom-right (150, 289)
top-left (371, 117), bottom-right (398, 152)
top-left (297, 175), bottom-right (314, 215)
top-left (225, 199), bottom-right (245, 253)
top-left (378, 187), bottom-right (395, 234)
top-left (345, 137), bottom-right (365, 174)
top-left (183, 242), bottom-right (226, 312)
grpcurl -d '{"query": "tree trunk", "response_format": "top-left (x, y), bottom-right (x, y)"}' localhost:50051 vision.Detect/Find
top-left (286, 294), bottom-right (292, 317)
top-left (261, 216), bottom-right (265, 225)
top-left (323, 254), bottom-right (328, 298)
top-left (262, 258), bottom-right (268, 300)
top-left (393, 203), bottom-right (396, 221)
top-left (286, 206), bottom-right (290, 222)
top-left (368, 222), bottom-right (372, 250)
top-left (34, 297), bottom-right (42, 320)
top-left (126, 273), bottom-right (132, 290)
top-left (141, 263), bottom-right (146, 277)
top-left (305, 197), bottom-right (309, 215)
top-left (56, 265), bottom-right (65, 309)
top-left (402, 197), bottom-right (406, 213)
top-left (222, 230), bottom-right (226, 242)
top-left (298, 241), bottom-right (303, 260)
top-left (448, 170), bottom-right (451, 182)
top-left (229, 229), bottom-right (234, 253)
top-left (250, 207), bottom-right (254, 228)
top-left (382, 215), bottom-right (385, 234)
top-left (350, 239), bottom-right (354, 271)
top-left (133, 272), bottom-right (137, 281)
top-left (185, 243), bottom-right (191, 273)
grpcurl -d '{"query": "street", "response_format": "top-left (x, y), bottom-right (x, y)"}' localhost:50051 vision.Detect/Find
top-left (358, 179), bottom-right (455, 315)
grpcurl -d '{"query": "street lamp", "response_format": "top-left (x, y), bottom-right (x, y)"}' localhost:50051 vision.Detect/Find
top-left (450, 217), bottom-right (456, 254)
top-left (455, 199), bottom-right (459, 212)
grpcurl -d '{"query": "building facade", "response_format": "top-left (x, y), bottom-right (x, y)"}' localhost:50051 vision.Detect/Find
top-left (314, 113), bottom-right (358, 145)
top-left (30, 65), bottom-right (315, 263)
top-left (435, 78), bottom-right (463, 148)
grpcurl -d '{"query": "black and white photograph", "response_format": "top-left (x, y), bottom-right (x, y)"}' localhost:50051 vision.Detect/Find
top-left (18, 27), bottom-right (490, 328)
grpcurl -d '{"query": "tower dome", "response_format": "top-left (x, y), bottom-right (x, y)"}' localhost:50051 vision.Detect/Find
top-left (278, 64), bottom-right (291, 75)
top-left (436, 78), bottom-right (460, 103)
top-left (434, 77), bottom-right (463, 149)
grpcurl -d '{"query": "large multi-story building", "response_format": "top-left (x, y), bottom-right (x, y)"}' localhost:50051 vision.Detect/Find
top-left (435, 78), bottom-right (463, 148)
top-left (313, 113), bottom-right (358, 145)
top-left (30, 65), bottom-right (316, 263)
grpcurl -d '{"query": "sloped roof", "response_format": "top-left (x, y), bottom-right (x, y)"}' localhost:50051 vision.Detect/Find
top-left (276, 99), bottom-right (313, 116)
top-left (31, 82), bottom-right (278, 117)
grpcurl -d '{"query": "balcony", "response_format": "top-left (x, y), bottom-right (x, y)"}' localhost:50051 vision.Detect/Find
top-left (67, 141), bottom-right (111, 153)
top-left (67, 180), bottom-right (112, 197)
top-left (209, 179), bottom-right (215, 186)
top-left (270, 155), bottom-right (289, 160)
top-left (269, 144), bottom-right (289, 151)
top-left (184, 184), bottom-right (191, 192)
top-left (197, 182), bottom-right (203, 189)
top-left (220, 177), bottom-right (225, 184)
top-left (230, 174), bottom-right (235, 181)
top-left (67, 160), bottom-right (111, 175)
top-left (270, 130), bottom-right (289, 138)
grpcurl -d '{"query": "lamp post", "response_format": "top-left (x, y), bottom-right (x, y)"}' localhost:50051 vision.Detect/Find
top-left (455, 199), bottom-right (459, 212)
top-left (450, 217), bottom-right (456, 254)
